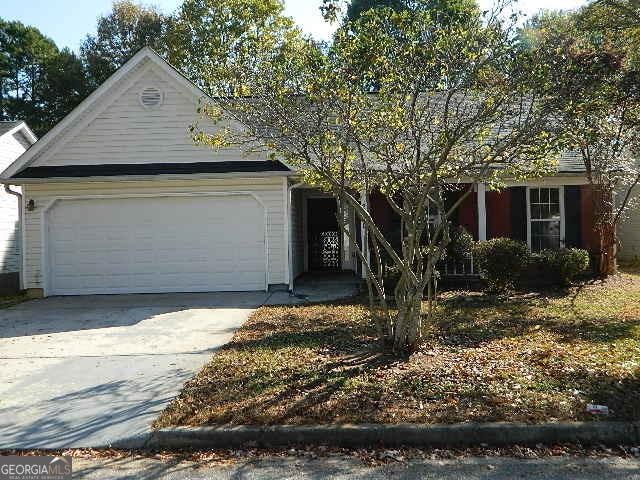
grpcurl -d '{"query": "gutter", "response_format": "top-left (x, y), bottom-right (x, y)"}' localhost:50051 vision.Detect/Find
top-left (4, 184), bottom-right (24, 290)
top-left (0, 170), bottom-right (297, 185)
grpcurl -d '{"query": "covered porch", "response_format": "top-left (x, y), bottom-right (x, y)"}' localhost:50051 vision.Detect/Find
top-left (287, 185), bottom-right (361, 291)
top-left (286, 177), bottom-right (596, 290)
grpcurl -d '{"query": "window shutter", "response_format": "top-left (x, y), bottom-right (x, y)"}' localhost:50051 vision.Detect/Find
top-left (509, 186), bottom-right (527, 242)
top-left (564, 185), bottom-right (582, 248)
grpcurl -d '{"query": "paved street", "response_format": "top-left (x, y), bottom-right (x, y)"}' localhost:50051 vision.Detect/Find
top-left (71, 455), bottom-right (640, 479)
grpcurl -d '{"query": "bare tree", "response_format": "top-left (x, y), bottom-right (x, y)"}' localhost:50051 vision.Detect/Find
top-left (527, 8), bottom-right (640, 275)
top-left (192, 3), bottom-right (558, 352)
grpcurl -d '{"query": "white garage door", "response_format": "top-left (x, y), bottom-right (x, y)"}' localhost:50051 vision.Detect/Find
top-left (45, 195), bottom-right (266, 295)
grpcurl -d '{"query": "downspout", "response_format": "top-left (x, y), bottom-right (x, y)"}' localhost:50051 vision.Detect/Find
top-left (288, 181), bottom-right (305, 292)
top-left (4, 184), bottom-right (24, 290)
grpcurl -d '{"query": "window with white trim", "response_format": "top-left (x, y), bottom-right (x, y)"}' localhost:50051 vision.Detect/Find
top-left (528, 187), bottom-right (563, 252)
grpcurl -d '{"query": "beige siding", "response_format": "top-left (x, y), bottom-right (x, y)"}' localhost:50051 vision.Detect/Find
top-left (618, 186), bottom-right (640, 260)
top-left (32, 61), bottom-right (261, 167)
top-left (0, 131), bottom-right (29, 273)
top-left (22, 177), bottom-right (286, 291)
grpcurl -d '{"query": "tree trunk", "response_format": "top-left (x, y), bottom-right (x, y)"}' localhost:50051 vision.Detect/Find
top-left (392, 274), bottom-right (423, 353)
top-left (597, 222), bottom-right (618, 277)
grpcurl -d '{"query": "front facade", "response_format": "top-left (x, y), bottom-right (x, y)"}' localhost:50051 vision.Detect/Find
top-left (1, 49), bottom-right (294, 297)
top-left (0, 48), bottom-right (635, 297)
top-left (370, 179), bottom-right (598, 256)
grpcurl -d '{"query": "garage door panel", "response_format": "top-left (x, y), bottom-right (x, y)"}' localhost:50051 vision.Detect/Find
top-left (46, 195), bottom-right (266, 295)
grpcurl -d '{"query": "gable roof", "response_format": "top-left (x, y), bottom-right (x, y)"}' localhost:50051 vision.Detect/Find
top-left (0, 47), bottom-right (209, 181)
top-left (0, 49), bottom-right (582, 182)
top-left (0, 121), bottom-right (37, 145)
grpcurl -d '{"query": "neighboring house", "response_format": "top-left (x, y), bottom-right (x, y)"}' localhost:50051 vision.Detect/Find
top-left (0, 121), bottom-right (37, 293)
top-left (0, 48), bottom-right (633, 297)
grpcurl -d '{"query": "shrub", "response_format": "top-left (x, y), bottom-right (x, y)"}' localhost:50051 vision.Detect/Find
top-left (473, 238), bottom-right (530, 293)
top-left (536, 248), bottom-right (590, 286)
top-left (446, 226), bottom-right (474, 263)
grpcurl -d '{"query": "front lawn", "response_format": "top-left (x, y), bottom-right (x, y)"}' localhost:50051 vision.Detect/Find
top-left (155, 268), bottom-right (640, 427)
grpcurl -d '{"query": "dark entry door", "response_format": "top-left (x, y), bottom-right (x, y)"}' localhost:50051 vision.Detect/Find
top-left (307, 198), bottom-right (341, 271)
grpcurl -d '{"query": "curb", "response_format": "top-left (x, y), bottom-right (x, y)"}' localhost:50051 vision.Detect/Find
top-left (146, 422), bottom-right (640, 449)
top-left (106, 433), bottom-right (153, 450)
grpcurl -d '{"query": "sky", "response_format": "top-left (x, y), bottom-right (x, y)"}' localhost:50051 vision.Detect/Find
top-left (1, 0), bottom-right (588, 52)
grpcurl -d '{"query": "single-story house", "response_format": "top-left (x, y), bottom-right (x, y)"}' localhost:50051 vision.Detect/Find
top-left (0, 48), bottom-right (635, 297)
top-left (0, 121), bottom-right (37, 293)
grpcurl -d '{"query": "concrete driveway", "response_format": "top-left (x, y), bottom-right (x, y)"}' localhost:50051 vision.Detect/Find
top-left (0, 292), bottom-right (269, 449)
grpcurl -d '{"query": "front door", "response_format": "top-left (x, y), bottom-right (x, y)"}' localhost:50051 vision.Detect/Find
top-left (307, 198), bottom-right (341, 271)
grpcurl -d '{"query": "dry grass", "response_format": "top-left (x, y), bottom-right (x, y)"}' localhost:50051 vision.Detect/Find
top-left (155, 268), bottom-right (640, 428)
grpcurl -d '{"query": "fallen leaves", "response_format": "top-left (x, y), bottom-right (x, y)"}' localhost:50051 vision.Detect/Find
top-left (4, 443), bottom-right (640, 464)
top-left (155, 269), bottom-right (640, 429)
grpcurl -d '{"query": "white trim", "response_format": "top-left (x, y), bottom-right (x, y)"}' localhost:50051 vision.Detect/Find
top-left (0, 170), bottom-right (294, 184)
top-left (282, 178), bottom-right (290, 286)
top-left (20, 192), bottom-right (26, 290)
top-left (20, 191), bottom-right (25, 290)
top-left (0, 47), bottom-right (208, 180)
top-left (526, 185), bottom-right (565, 251)
top-left (287, 181), bottom-right (305, 291)
top-left (40, 191), bottom-right (269, 297)
top-left (505, 177), bottom-right (587, 187)
top-left (477, 183), bottom-right (487, 241)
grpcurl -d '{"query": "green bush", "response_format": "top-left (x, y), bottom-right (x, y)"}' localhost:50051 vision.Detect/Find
top-left (446, 226), bottom-right (474, 263)
top-left (535, 248), bottom-right (590, 286)
top-left (473, 238), bottom-right (530, 293)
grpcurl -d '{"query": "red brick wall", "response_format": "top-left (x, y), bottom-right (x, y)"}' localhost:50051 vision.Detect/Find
top-left (369, 184), bottom-right (601, 254)
top-left (369, 190), bottom-right (394, 233)
top-left (369, 186), bottom-right (479, 239)
top-left (486, 189), bottom-right (512, 239)
top-left (457, 186), bottom-right (478, 240)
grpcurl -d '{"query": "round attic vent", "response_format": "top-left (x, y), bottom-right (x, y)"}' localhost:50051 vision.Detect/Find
top-left (139, 87), bottom-right (163, 108)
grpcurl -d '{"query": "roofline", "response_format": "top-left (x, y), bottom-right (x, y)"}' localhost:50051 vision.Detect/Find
top-left (2, 170), bottom-right (585, 186)
top-left (0, 170), bottom-right (295, 185)
top-left (0, 47), bottom-right (208, 180)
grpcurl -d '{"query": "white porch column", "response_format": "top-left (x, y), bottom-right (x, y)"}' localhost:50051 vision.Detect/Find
top-left (360, 189), bottom-right (370, 279)
top-left (477, 182), bottom-right (487, 241)
top-left (339, 198), bottom-right (353, 271)
top-left (283, 178), bottom-right (290, 287)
